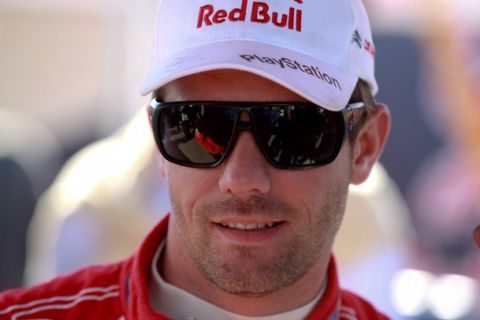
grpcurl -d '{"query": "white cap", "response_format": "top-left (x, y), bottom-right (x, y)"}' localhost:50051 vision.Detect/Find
top-left (140, 0), bottom-right (377, 111)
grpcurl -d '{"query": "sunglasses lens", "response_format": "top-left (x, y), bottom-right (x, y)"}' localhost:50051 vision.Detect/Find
top-left (157, 104), bottom-right (236, 166)
top-left (153, 102), bottom-right (346, 169)
top-left (253, 105), bottom-right (343, 167)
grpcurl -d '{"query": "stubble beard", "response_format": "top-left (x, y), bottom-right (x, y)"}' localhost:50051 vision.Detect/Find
top-left (170, 187), bottom-right (347, 296)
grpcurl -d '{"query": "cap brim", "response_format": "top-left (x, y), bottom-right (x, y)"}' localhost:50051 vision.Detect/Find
top-left (140, 40), bottom-right (359, 111)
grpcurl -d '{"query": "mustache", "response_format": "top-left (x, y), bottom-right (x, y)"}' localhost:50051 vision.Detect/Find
top-left (199, 195), bottom-right (296, 217)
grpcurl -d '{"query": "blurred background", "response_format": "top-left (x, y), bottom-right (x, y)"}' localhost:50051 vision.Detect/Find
top-left (0, 0), bottom-right (479, 319)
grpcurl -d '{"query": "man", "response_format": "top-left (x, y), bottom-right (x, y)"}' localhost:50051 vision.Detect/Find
top-left (0, 0), bottom-right (391, 319)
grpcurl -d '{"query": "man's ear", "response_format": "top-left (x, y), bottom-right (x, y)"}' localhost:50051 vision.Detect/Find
top-left (351, 103), bottom-right (391, 185)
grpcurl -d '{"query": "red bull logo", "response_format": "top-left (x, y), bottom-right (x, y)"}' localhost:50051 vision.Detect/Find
top-left (197, 0), bottom-right (303, 32)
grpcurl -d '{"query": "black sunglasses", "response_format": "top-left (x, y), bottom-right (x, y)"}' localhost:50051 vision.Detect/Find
top-left (148, 100), bottom-right (365, 169)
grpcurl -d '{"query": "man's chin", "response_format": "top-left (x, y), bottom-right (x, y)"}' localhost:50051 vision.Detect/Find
top-left (197, 252), bottom-right (304, 296)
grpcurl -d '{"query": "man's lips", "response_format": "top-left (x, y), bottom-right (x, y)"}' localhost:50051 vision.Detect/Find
top-left (210, 218), bottom-right (286, 244)
top-left (217, 221), bottom-right (283, 231)
top-left (212, 216), bottom-right (285, 231)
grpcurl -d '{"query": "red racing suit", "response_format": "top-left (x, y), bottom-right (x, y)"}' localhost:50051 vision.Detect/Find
top-left (0, 216), bottom-right (390, 320)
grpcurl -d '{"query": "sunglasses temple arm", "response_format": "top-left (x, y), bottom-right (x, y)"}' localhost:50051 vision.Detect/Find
top-left (345, 102), bottom-right (365, 131)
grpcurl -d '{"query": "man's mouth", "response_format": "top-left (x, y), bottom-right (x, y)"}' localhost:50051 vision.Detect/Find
top-left (219, 222), bottom-right (283, 231)
top-left (213, 219), bottom-right (286, 244)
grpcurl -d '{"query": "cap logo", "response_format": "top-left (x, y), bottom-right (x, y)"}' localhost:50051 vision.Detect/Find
top-left (352, 29), bottom-right (376, 58)
top-left (351, 29), bottom-right (362, 49)
top-left (240, 54), bottom-right (343, 91)
top-left (197, 0), bottom-right (303, 32)
top-left (364, 39), bottom-right (376, 58)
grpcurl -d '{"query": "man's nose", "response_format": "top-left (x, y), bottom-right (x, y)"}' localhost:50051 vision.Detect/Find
top-left (218, 130), bottom-right (272, 199)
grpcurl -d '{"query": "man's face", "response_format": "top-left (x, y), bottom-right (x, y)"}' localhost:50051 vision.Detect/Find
top-left (160, 70), bottom-right (352, 296)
